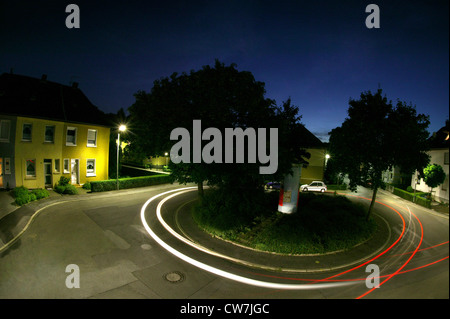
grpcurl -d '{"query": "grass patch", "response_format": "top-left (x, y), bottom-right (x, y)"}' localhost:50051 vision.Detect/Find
top-left (193, 191), bottom-right (377, 255)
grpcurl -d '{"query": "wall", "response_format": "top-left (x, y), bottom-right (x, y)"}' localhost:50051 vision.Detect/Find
top-left (14, 117), bottom-right (64, 189)
top-left (0, 114), bottom-right (16, 188)
top-left (300, 147), bottom-right (326, 185)
top-left (411, 149), bottom-right (449, 203)
top-left (61, 122), bottom-right (110, 185)
top-left (14, 116), bottom-right (110, 189)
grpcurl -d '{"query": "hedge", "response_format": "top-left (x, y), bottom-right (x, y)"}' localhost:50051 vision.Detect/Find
top-left (327, 184), bottom-right (348, 191)
top-left (393, 187), bottom-right (431, 209)
top-left (414, 195), bottom-right (432, 209)
top-left (90, 174), bottom-right (171, 192)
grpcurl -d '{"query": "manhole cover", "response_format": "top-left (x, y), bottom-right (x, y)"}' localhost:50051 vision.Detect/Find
top-left (164, 271), bottom-right (185, 283)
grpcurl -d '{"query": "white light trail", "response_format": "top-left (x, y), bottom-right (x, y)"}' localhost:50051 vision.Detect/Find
top-left (140, 187), bottom-right (357, 290)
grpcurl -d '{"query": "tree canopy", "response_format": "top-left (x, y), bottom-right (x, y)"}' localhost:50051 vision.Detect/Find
top-left (328, 89), bottom-right (430, 219)
top-left (127, 60), bottom-right (310, 195)
top-left (423, 163), bottom-right (446, 193)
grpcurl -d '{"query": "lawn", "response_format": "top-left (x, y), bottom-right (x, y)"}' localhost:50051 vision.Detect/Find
top-left (192, 191), bottom-right (377, 255)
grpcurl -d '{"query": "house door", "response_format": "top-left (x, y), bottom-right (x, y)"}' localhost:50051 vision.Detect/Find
top-left (71, 159), bottom-right (79, 185)
top-left (0, 158), bottom-right (3, 188)
top-left (44, 159), bottom-right (52, 188)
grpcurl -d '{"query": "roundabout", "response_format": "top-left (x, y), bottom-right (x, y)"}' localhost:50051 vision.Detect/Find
top-left (140, 186), bottom-right (449, 299)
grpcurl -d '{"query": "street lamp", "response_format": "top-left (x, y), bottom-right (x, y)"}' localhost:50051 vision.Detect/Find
top-left (117, 124), bottom-right (127, 190)
top-left (325, 154), bottom-right (330, 166)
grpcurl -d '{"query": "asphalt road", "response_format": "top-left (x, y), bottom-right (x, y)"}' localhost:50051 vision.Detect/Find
top-left (0, 183), bottom-right (448, 303)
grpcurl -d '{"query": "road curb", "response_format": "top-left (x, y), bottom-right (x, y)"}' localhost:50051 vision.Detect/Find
top-left (171, 192), bottom-right (393, 274)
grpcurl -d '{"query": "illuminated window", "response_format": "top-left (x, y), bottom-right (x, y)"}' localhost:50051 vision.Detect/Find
top-left (86, 158), bottom-right (96, 177)
top-left (87, 129), bottom-right (97, 147)
top-left (63, 158), bottom-right (70, 173)
top-left (22, 123), bottom-right (32, 141)
top-left (54, 159), bottom-right (60, 173)
top-left (26, 159), bottom-right (36, 177)
top-left (45, 125), bottom-right (55, 143)
top-left (66, 127), bottom-right (77, 146)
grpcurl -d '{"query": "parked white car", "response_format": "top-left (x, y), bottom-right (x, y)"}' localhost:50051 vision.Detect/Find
top-left (300, 181), bottom-right (327, 193)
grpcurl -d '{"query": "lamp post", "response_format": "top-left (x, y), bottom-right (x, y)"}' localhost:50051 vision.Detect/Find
top-left (324, 153), bottom-right (330, 182)
top-left (117, 124), bottom-right (126, 190)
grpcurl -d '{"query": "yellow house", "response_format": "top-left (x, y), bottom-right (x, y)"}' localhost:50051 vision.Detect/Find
top-left (297, 125), bottom-right (328, 185)
top-left (300, 147), bottom-right (327, 185)
top-left (14, 116), bottom-right (110, 189)
top-left (1, 72), bottom-right (111, 189)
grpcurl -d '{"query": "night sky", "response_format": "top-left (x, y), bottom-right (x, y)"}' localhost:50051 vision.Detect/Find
top-left (1, 0), bottom-right (448, 142)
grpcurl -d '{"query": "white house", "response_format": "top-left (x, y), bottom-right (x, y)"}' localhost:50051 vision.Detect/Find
top-left (411, 122), bottom-right (449, 203)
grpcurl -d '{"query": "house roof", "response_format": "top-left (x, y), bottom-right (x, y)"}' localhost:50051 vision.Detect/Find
top-left (297, 124), bottom-right (324, 148)
top-left (429, 120), bottom-right (449, 149)
top-left (0, 73), bottom-right (108, 126)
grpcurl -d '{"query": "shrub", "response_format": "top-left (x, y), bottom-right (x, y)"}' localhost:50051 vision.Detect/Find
top-left (327, 184), bottom-right (348, 191)
top-left (12, 186), bottom-right (29, 198)
top-left (393, 187), bottom-right (431, 209)
top-left (32, 188), bottom-right (49, 200)
top-left (415, 195), bottom-right (431, 209)
top-left (82, 182), bottom-right (91, 190)
top-left (53, 176), bottom-right (79, 195)
top-left (194, 191), bottom-right (376, 255)
top-left (12, 186), bottom-right (31, 206)
top-left (54, 185), bottom-right (66, 194)
top-left (63, 184), bottom-right (78, 195)
top-left (406, 186), bottom-right (413, 193)
top-left (90, 174), bottom-right (171, 192)
top-left (193, 187), bottom-right (273, 236)
top-left (58, 176), bottom-right (71, 186)
top-left (12, 186), bottom-right (50, 205)
top-left (393, 188), bottom-right (415, 201)
top-left (15, 194), bottom-right (31, 206)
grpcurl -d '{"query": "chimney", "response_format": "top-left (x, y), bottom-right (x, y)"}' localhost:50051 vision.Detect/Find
top-left (41, 74), bottom-right (47, 82)
top-left (72, 82), bottom-right (79, 89)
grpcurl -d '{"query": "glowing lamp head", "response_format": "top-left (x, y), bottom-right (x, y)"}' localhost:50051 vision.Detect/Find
top-left (119, 125), bottom-right (127, 132)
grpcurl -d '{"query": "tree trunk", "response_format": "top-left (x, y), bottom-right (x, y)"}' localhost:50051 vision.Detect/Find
top-left (366, 187), bottom-right (378, 221)
top-left (197, 181), bottom-right (204, 198)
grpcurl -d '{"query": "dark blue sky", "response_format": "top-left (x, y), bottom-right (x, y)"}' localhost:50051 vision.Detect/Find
top-left (1, 0), bottom-right (448, 141)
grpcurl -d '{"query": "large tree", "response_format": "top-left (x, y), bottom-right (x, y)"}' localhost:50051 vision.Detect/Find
top-left (329, 89), bottom-right (430, 220)
top-left (127, 60), bottom-right (310, 196)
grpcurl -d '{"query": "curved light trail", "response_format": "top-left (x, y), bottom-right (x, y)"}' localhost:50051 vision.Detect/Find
top-left (141, 187), bottom-right (449, 297)
top-left (140, 187), bottom-right (356, 290)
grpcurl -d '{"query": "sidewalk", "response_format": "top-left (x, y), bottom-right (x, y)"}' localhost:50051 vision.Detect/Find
top-left (0, 187), bottom-right (97, 251)
top-left (0, 189), bottom-right (16, 220)
top-left (0, 183), bottom-right (187, 252)
top-left (0, 188), bottom-right (67, 249)
top-left (377, 188), bottom-right (449, 217)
